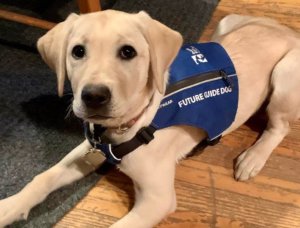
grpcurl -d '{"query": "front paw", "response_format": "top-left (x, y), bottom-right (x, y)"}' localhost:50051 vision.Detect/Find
top-left (0, 194), bottom-right (30, 227)
top-left (234, 148), bottom-right (267, 181)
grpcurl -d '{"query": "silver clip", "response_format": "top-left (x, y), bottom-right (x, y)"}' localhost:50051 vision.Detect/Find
top-left (115, 125), bottom-right (130, 134)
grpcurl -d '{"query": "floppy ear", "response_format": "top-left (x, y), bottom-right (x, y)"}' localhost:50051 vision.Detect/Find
top-left (137, 11), bottom-right (183, 94)
top-left (37, 13), bottom-right (79, 97)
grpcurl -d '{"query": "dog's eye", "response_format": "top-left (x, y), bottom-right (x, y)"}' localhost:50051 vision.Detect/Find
top-left (119, 45), bottom-right (137, 60)
top-left (72, 45), bottom-right (85, 59)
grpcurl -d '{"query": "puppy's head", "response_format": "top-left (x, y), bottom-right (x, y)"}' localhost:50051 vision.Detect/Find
top-left (38, 10), bottom-right (182, 129)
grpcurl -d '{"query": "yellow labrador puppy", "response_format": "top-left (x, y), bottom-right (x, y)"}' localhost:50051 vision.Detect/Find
top-left (1, 10), bottom-right (300, 228)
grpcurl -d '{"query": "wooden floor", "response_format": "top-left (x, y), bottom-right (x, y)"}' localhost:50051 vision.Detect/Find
top-left (55, 0), bottom-right (300, 227)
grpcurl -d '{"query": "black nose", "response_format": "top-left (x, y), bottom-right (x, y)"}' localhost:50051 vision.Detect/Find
top-left (81, 84), bottom-right (111, 108)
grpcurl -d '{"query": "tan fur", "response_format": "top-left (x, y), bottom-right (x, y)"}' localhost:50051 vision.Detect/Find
top-left (1, 11), bottom-right (300, 227)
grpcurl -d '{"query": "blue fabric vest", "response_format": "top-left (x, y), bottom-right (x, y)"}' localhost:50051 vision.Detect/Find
top-left (86, 42), bottom-right (238, 165)
top-left (152, 42), bottom-right (238, 140)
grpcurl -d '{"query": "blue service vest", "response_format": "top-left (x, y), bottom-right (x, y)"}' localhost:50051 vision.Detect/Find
top-left (152, 42), bottom-right (238, 140)
top-left (86, 42), bottom-right (238, 165)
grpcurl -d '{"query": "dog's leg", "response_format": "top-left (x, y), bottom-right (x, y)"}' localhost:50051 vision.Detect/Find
top-left (0, 140), bottom-right (93, 227)
top-left (110, 126), bottom-right (202, 228)
top-left (110, 126), bottom-right (204, 228)
top-left (235, 49), bottom-right (300, 181)
top-left (109, 127), bottom-right (195, 228)
top-left (111, 157), bottom-right (177, 228)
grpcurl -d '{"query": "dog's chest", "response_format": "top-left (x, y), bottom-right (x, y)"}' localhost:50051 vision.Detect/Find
top-left (152, 42), bottom-right (239, 141)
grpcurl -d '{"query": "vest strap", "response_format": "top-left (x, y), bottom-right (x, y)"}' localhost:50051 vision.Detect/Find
top-left (84, 123), bottom-right (156, 165)
top-left (110, 125), bottom-right (156, 159)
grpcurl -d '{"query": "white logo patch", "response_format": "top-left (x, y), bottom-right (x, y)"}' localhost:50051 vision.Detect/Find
top-left (186, 46), bottom-right (208, 65)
